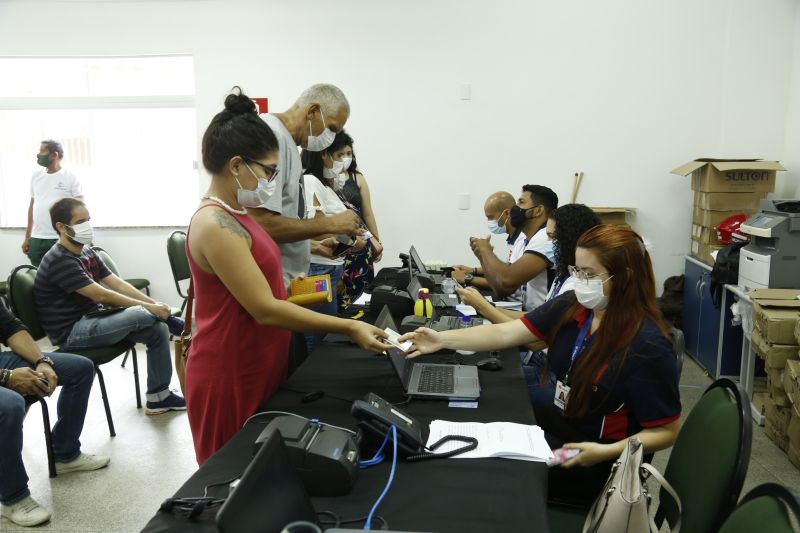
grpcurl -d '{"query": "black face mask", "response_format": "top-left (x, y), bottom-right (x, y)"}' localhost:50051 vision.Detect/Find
top-left (509, 205), bottom-right (533, 227)
top-left (36, 154), bottom-right (51, 167)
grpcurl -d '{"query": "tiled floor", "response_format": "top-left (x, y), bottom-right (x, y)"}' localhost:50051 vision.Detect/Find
top-left (2, 346), bottom-right (799, 532)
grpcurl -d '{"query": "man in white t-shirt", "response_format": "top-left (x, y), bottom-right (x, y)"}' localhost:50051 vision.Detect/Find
top-left (22, 140), bottom-right (83, 267)
top-left (470, 185), bottom-right (558, 311)
top-left (248, 84), bottom-right (361, 287)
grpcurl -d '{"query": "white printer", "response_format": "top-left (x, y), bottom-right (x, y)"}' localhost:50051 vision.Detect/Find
top-left (738, 199), bottom-right (800, 290)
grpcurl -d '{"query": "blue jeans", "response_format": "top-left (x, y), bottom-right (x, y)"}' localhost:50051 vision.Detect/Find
top-left (522, 350), bottom-right (557, 406)
top-left (0, 351), bottom-right (95, 504)
top-left (304, 263), bottom-right (343, 354)
top-left (60, 306), bottom-right (172, 401)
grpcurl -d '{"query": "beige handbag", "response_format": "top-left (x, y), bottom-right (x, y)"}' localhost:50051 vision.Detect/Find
top-left (582, 437), bottom-right (682, 533)
top-left (173, 282), bottom-right (193, 395)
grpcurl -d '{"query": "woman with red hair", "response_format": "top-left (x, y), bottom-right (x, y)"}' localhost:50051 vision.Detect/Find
top-left (400, 225), bottom-right (681, 506)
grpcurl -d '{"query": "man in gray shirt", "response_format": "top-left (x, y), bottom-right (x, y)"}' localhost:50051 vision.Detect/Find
top-left (253, 84), bottom-right (360, 286)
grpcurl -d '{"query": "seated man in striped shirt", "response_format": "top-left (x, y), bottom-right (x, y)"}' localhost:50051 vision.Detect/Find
top-left (33, 198), bottom-right (185, 415)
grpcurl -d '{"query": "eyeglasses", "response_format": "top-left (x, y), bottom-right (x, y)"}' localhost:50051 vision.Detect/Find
top-left (568, 265), bottom-right (611, 284)
top-left (244, 159), bottom-right (278, 182)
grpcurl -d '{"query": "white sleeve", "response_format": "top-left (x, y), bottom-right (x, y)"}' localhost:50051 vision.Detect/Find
top-left (69, 171), bottom-right (83, 196)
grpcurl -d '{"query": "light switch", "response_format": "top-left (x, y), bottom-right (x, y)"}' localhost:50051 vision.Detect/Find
top-left (460, 84), bottom-right (472, 100)
top-left (457, 193), bottom-right (470, 210)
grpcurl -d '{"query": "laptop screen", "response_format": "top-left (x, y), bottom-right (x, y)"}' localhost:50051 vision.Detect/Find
top-left (216, 431), bottom-right (317, 533)
top-left (374, 305), bottom-right (395, 331)
top-left (409, 246), bottom-right (428, 276)
top-left (406, 276), bottom-right (422, 301)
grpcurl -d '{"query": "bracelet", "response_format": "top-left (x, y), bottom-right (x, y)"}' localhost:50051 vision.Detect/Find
top-left (0, 368), bottom-right (10, 387)
top-left (472, 267), bottom-right (478, 276)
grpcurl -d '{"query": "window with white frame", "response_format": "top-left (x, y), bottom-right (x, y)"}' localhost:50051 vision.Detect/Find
top-left (0, 55), bottom-right (198, 227)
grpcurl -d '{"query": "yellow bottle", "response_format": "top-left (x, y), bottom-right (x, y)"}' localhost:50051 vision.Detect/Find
top-left (414, 288), bottom-right (434, 318)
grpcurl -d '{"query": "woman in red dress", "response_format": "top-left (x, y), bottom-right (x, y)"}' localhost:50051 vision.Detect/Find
top-left (185, 88), bottom-right (389, 465)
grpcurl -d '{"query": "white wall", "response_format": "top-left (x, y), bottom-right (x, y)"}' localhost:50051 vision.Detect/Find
top-left (784, 3), bottom-right (800, 198)
top-left (1, 0), bottom-right (799, 303)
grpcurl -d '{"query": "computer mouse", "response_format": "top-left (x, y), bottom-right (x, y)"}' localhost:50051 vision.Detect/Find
top-left (476, 358), bottom-right (503, 371)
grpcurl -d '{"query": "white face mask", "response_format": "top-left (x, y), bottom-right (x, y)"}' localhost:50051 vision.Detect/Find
top-left (236, 163), bottom-right (276, 208)
top-left (66, 221), bottom-right (94, 245)
top-left (571, 276), bottom-right (613, 310)
top-left (322, 157), bottom-right (345, 180)
top-left (306, 110), bottom-right (336, 152)
top-left (341, 156), bottom-right (352, 171)
top-left (487, 211), bottom-right (508, 235)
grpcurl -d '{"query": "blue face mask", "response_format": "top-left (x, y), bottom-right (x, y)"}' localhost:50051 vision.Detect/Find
top-left (487, 210), bottom-right (509, 235)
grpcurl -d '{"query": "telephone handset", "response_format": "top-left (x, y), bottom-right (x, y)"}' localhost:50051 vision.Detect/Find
top-left (351, 393), bottom-right (478, 461)
top-left (351, 393), bottom-right (424, 456)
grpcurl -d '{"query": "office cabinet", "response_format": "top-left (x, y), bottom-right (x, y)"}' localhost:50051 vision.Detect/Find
top-left (681, 256), bottom-right (742, 378)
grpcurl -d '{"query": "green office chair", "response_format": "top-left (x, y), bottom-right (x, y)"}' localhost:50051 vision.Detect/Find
top-left (547, 378), bottom-right (751, 533)
top-left (91, 246), bottom-right (151, 296)
top-left (717, 483), bottom-right (800, 533)
top-left (7, 265), bottom-right (141, 438)
top-left (167, 230), bottom-right (190, 316)
top-left (656, 378), bottom-right (752, 533)
top-left (23, 396), bottom-right (56, 477)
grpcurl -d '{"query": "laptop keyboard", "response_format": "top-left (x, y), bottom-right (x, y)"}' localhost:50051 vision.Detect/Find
top-left (417, 366), bottom-right (455, 394)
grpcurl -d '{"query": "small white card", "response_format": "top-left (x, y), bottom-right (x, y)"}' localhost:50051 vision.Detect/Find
top-left (384, 328), bottom-right (413, 352)
top-left (448, 400), bottom-right (479, 408)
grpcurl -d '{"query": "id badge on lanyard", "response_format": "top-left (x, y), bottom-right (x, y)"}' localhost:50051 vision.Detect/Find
top-left (554, 312), bottom-right (593, 411)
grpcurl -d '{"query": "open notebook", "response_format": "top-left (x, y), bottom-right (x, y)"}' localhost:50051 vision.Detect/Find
top-left (426, 420), bottom-right (553, 462)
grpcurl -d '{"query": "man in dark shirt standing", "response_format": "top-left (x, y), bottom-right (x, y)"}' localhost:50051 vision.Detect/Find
top-left (34, 198), bottom-right (184, 415)
top-left (0, 305), bottom-right (107, 527)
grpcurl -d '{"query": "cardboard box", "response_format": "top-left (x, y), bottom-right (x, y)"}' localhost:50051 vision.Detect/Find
top-left (767, 400), bottom-right (792, 433)
top-left (784, 360), bottom-right (800, 403)
top-left (787, 403), bottom-right (800, 447)
top-left (671, 158), bottom-right (785, 193)
top-left (691, 224), bottom-right (723, 245)
top-left (692, 206), bottom-right (755, 228)
top-left (591, 207), bottom-right (635, 226)
top-left (752, 327), bottom-right (799, 369)
top-left (766, 419), bottom-right (790, 451)
top-left (750, 289), bottom-right (800, 345)
top-left (694, 191), bottom-right (766, 211)
top-left (769, 380), bottom-right (792, 408)
top-left (796, 315), bottom-right (800, 345)
top-left (789, 441), bottom-right (800, 469)
top-left (753, 392), bottom-right (769, 416)
top-left (768, 367), bottom-right (786, 392)
top-left (690, 240), bottom-right (723, 265)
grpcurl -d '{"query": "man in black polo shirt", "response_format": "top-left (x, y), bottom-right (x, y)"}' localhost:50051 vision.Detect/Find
top-left (34, 198), bottom-right (185, 415)
top-left (0, 305), bottom-right (107, 527)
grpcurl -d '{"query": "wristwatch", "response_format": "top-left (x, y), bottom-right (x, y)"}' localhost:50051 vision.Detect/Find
top-left (35, 356), bottom-right (55, 369)
top-left (464, 274), bottom-right (474, 287)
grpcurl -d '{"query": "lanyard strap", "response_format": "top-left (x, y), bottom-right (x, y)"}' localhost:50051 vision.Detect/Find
top-left (548, 274), bottom-right (567, 302)
top-left (565, 311), bottom-right (593, 383)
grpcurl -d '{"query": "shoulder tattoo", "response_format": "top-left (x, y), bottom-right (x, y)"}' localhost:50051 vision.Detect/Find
top-left (211, 209), bottom-right (251, 241)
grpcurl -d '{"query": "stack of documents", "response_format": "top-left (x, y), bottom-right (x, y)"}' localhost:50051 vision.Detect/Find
top-left (426, 420), bottom-right (553, 462)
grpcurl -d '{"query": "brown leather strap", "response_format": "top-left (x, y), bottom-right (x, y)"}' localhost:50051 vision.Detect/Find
top-left (181, 280), bottom-right (194, 337)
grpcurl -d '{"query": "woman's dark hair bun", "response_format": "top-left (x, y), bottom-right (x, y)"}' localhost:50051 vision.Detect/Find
top-left (224, 86), bottom-right (256, 115)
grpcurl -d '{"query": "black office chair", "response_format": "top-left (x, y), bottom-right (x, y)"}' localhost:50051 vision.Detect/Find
top-left (23, 396), bottom-right (56, 478)
top-left (669, 325), bottom-right (685, 378)
top-left (7, 265), bottom-right (140, 437)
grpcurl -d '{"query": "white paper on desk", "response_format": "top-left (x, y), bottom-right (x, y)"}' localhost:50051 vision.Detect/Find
top-left (494, 301), bottom-right (523, 310)
top-left (426, 420), bottom-right (553, 462)
top-left (455, 304), bottom-right (477, 316)
top-left (354, 292), bottom-right (372, 306)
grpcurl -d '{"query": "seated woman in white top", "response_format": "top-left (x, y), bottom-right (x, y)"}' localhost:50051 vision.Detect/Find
top-left (300, 149), bottom-right (369, 353)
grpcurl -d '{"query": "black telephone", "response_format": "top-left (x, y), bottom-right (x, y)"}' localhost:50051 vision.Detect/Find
top-left (351, 393), bottom-right (478, 461)
top-left (351, 393), bottom-right (424, 456)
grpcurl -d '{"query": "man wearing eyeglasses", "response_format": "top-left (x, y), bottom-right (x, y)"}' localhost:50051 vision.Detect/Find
top-left (248, 84), bottom-right (362, 287)
top-left (470, 185), bottom-right (558, 311)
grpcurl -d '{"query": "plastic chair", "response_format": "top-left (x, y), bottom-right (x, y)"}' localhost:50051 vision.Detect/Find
top-left (717, 483), bottom-right (800, 533)
top-left (166, 231), bottom-right (190, 316)
top-left (656, 378), bottom-right (752, 533)
top-left (23, 396), bottom-right (56, 478)
top-left (7, 265), bottom-right (141, 438)
top-left (91, 246), bottom-right (151, 296)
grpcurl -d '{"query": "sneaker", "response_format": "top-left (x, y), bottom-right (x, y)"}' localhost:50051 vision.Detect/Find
top-left (55, 452), bottom-right (110, 474)
top-left (0, 496), bottom-right (51, 527)
top-left (145, 391), bottom-right (187, 415)
top-left (165, 315), bottom-right (185, 337)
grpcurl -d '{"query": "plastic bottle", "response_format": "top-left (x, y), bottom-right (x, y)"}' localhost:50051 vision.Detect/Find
top-left (414, 288), bottom-right (434, 318)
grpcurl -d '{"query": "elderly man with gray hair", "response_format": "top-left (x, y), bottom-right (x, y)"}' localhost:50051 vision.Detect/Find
top-left (250, 83), bottom-right (360, 286)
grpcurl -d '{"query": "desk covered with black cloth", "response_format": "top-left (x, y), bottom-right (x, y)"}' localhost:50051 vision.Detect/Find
top-left (142, 337), bottom-right (549, 533)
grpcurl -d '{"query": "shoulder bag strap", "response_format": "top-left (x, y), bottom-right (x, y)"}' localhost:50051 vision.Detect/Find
top-left (181, 280), bottom-right (194, 337)
top-left (642, 463), bottom-right (682, 533)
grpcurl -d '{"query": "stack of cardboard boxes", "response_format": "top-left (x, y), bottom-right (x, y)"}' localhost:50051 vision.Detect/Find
top-left (750, 289), bottom-right (800, 468)
top-left (670, 159), bottom-right (785, 265)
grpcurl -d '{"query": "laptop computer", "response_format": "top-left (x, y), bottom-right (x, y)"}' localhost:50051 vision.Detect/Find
top-left (375, 306), bottom-right (480, 400)
top-left (407, 275), bottom-right (458, 309)
top-left (216, 431), bottom-right (318, 533)
top-left (409, 245), bottom-right (446, 285)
